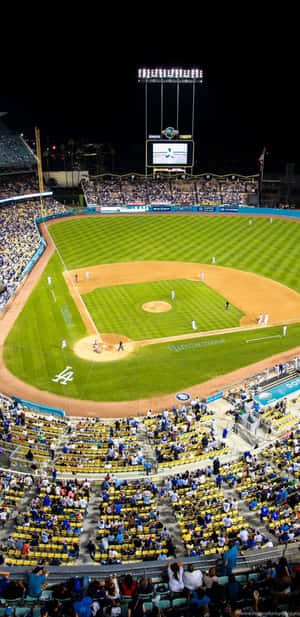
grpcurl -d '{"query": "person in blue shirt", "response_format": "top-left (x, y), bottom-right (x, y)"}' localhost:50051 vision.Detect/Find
top-left (204, 512), bottom-right (212, 524)
top-left (116, 532), bottom-right (123, 544)
top-left (27, 567), bottom-right (49, 597)
top-left (73, 595), bottom-right (92, 617)
top-left (188, 588), bottom-right (211, 611)
top-left (260, 505), bottom-right (269, 520)
top-left (144, 461), bottom-right (152, 475)
top-left (224, 541), bottom-right (239, 575)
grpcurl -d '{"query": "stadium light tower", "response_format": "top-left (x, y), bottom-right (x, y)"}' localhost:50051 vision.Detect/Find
top-left (137, 67), bottom-right (203, 175)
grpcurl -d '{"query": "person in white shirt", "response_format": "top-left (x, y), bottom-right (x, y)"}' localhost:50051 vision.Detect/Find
top-left (254, 531), bottom-right (263, 544)
top-left (171, 491), bottom-right (179, 504)
top-left (223, 515), bottom-right (233, 528)
top-left (218, 533), bottom-right (226, 548)
top-left (239, 528), bottom-right (249, 544)
top-left (168, 562), bottom-right (185, 593)
top-left (223, 500), bottom-right (231, 513)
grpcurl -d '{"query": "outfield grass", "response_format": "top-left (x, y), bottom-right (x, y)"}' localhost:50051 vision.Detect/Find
top-left (4, 214), bottom-right (300, 402)
top-left (82, 279), bottom-right (244, 340)
top-left (49, 215), bottom-right (300, 294)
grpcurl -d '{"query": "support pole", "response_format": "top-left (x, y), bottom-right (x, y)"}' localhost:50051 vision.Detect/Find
top-left (35, 127), bottom-right (45, 213)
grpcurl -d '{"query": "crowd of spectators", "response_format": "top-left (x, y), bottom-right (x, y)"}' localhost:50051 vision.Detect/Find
top-left (93, 475), bottom-right (175, 565)
top-left (81, 176), bottom-right (258, 208)
top-left (0, 173), bottom-right (41, 200)
top-left (0, 556), bottom-right (299, 615)
top-left (4, 476), bottom-right (90, 566)
top-left (0, 135), bottom-right (36, 171)
top-left (54, 416), bottom-right (146, 475)
top-left (0, 198), bottom-right (69, 312)
top-left (0, 394), bottom-right (66, 466)
top-left (145, 405), bottom-right (228, 468)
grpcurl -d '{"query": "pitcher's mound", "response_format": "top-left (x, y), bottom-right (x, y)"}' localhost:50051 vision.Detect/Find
top-left (73, 334), bottom-right (135, 362)
top-left (143, 301), bottom-right (172, 313)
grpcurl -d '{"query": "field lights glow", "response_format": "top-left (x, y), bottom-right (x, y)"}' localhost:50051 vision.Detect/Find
top-left (138, 67), bottom-right (203, 83)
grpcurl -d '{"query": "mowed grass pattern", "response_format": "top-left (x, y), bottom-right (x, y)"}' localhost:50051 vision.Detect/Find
top-left (4, 213), bottom-right (300, 401)
top-left (82, 279), bottom-right (244, 340)
top-left (49, 215), bottom-right (300, 294)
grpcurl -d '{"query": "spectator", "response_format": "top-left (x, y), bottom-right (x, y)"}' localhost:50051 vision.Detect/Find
top-left (121, 573), bottom-right (137, 597)
top-left (73, 595), bottom-right (93, 617)
top-left (27, 567), bottom-right (49, 597)
top-left (183, 563), bottom-right (203, 590)
top-left (225, 573), bottom-right (240, 607)
top-left (224, 540), bottom-right (239, 575)
top-left (127, 589), bottom-right (147, 616)
top-left (187, 588), bottom-right (211, 613)
top-left (203, 566), bottom-right (219, 589)
top-left (167, 562), bottom-right (184, 593)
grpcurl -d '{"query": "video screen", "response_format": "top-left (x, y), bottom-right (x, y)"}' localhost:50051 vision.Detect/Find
top-left (152, 142), bottom-right (188, 165)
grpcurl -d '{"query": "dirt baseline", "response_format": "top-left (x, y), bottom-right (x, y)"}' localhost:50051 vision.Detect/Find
top-left (65, 260), bottom-right (300, 330)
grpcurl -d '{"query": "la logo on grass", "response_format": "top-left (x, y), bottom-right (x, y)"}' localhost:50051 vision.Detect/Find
top-left (52, 366), bottom-right (74, 385)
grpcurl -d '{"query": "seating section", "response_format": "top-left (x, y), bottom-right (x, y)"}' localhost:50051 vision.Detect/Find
top-left (0, 198), bottom-right (70, 312)
top-left (81, 175), bottom-right (258, 207)
top-left (145, 407), bottom-right (228, 467)
top-left (0, 560), bottom-right (299, 615)
top-left (0, 136), bottom-right (36, 171)
top-left (0, 399), bottom-right (66, 465)
top-left (5, 478), bottom-right (90, 567)
top-left (54, 417), bottom-right (144, 474)
top-left (0, 173), bottom-right (40, 200)
top-left (94, 477), bottom-right (169, 564)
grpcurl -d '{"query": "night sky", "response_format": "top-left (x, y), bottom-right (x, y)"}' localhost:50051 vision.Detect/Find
top-left (1, 39), bottom-right (300, 174)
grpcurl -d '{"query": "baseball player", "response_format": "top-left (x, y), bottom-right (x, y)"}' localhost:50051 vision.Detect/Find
top-left (225, 301), bottom-right (230, 311)
top-left (61, 339), bottom-right (67, 350)
top-left (75, 274), bottom-right (78, 284)
top-left (171, 289), bottom-right (175, 300)
top-left (118, 341), bottom-right (124, 351)
top-left (257, 313), bottom-right (263, 325)
top-left (48, 276), bottom-right (52, 285)
top-left (212, 256), bottom-right (216, 264)
top-left (201, 272), bottom-right (205, 281)
top-left (191, 320), bottom-right (197, 330)
top-left (283, 325), bottom-right (287, 337)
top-left (86, 271), bottom-right (90, 280)
top-left (264, 313), bottom-right (269, 325)
top-left (249, 219), bottom-right (252, 226)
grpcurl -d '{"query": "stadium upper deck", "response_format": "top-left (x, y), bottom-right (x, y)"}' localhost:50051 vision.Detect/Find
top-left (81, 175), bottom-right (259, 208)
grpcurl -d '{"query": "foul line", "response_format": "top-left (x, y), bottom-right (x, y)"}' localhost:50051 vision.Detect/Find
top-left (246, 334), bottom-right (282, 343)
top-left (45, 224), bottom-right (103, 343)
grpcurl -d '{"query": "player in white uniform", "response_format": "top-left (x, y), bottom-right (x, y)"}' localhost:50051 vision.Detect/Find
top-left (191, 320), bottom-right (197, 330)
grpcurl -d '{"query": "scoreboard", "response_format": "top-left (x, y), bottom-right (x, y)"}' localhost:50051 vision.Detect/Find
top-left (146, 139), bottom-right (194, 169)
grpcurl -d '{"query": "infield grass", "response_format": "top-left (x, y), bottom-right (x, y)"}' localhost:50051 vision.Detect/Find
top-left (82, 279), bottom-right (244, 340)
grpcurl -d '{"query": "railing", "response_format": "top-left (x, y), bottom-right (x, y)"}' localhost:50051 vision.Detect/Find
top-left (2, 542), bottom-right (299, 583)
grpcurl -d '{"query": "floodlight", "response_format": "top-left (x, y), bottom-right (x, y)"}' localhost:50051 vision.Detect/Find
top-left (137, 67), bottom-right (203, 83)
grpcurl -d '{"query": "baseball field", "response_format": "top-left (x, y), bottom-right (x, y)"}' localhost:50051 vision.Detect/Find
top-left (3, 213), bottom-right (300, 410)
